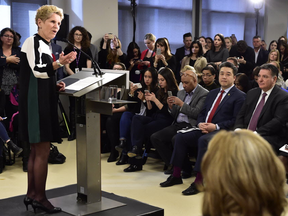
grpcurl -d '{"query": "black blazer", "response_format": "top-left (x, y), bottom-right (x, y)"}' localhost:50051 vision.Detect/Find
top-left (255, 48), bottom-right (268, 67)
top-left (235, 86), bottom-right (288, 148)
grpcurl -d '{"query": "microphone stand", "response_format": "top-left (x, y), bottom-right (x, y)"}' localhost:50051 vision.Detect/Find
top-left (65, 39), bottom-right (103, 78)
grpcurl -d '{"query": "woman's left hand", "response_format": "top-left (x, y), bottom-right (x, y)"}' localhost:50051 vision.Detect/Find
top-left (57, 81), bottom-right (65, 92)
top-left (59, 51), bottom-right (77, 65)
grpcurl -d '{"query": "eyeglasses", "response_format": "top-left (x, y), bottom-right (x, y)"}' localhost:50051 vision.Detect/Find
top-left (201, 74), bottom-right (212, 77)
top-left (74, 33), bottom-right (82, 37)
top-left (2, 35), bottom-right (14, 39)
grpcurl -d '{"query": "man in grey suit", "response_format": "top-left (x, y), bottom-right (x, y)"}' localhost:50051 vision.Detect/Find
top-left (151, 68), bottom-right (208, 174)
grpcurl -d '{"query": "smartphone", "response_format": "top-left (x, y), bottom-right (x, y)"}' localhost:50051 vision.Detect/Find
top-left (1, 117), bottom-right (7, 120)
top-left (134, 83), bottom-right (142, 88)
top-left (168, 91), bottom-right (172, 97)
top-left (156, 48), bottom-right (161, 55)
top-left (144, 89), bottom-right (150, 93)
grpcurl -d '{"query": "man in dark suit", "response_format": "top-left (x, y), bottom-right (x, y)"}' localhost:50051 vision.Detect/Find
top-left (235, 63), bottom-right (288, 152)
top-left (229, 40), bottom-right (255, 77)
top-left (151, 68), bottom-right (208, 174)
top-left (175, 33), bottom-right (192, 81)
top-left (51, 42), bottom-right (65, 80)
top-left (160, 62), bottom-right (246, 196)
top-left (253, 36), bottom-right (268, 67)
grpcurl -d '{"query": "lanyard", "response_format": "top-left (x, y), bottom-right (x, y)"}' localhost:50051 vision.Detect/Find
top-left (73, 47), bottom-right (81, 67)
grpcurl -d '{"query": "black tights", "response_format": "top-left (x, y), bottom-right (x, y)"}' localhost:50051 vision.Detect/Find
top-left (26, 142), bottom-right (54, 209)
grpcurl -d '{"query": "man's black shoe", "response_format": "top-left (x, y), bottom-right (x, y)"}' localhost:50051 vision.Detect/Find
top-left (160, 175), bottom-right (182, 187)
top-left (182, 182), bottom-right (200, 195)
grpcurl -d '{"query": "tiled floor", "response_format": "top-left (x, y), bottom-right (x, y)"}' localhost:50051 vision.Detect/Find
top-left (0, 139), bottom-right (203, 216)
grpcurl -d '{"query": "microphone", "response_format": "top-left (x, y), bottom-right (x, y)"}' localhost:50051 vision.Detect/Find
top-left (64, 39), bottom-right (103, 77)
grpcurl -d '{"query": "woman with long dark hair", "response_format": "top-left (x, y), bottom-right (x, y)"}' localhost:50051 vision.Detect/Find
top-left (152, 38), bottom-right (176, 77)
top-left (206, 33), bottom-right (229, 68)
top-left (124, 67), bottom-right (179, 172)
top-left (125, 42), bottom-right (141, 82)
top-left (180, 40), bottom-right (207, 80)
top-left (114, 67), bottom-right (159, 165)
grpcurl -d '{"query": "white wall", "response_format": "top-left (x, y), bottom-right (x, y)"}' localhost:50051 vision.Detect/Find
top-left (264, 0), bottom-right (288, 43)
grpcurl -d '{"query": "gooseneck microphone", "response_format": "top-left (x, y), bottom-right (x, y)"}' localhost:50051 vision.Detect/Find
top-left (64, 39), bottom-right (103, 77)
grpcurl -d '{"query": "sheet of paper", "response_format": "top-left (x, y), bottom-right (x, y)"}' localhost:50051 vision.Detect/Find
top-left (65, 77), bottom-right (104, 91)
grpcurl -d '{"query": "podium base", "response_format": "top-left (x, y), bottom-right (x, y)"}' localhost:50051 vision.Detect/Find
top-left (50, 193), bottom-right (125, 215)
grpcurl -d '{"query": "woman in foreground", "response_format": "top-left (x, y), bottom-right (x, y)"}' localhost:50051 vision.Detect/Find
top-left (201, 129), bottom-right (287, 216)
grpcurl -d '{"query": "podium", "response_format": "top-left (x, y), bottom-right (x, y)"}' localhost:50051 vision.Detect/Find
top-left (51, 69), bottom-right (131, 215)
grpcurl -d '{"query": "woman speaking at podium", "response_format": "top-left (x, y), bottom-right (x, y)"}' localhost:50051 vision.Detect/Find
top-left (19, 5), bottom-right (76, 214)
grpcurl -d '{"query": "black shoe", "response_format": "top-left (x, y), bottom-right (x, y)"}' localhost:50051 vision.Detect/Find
top-left (123, 164), bottom-right (142, 172)
top-left (182, 182), bottom-right (200, 195)
top-left (32, 200), bottom-right (62, 214)
top-left (24, 196), bottom-right (33, 211)
top-left (7, 140), bottom-right (23, 157)
top-left (115, 139), bottom-right (126, 153)
top-left (164, 164), bottom-right (173, 175)
top-left (68, 131), bottom-right (76, 141)
top-left (116, 154), bottom-right (128, 165)
top-left (127, 146), bottom-right (140, 158)
top-left (23, 161), bottom-right (28, 172)
top-left (160, 175), bottom-right (183, 187)
top-left (107, 151), bottom-right (119, 162)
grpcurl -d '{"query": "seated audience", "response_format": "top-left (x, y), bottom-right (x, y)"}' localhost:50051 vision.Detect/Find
top-left (278, 35), bottom-right (288, 44)
top-left (206, 34), bottom-right (229, 68)
top-left (175, 32), bottom-right (192, 76)
top-left (261, 39), bottom-right (267, 50)
top-left (138, 33), bottom-right (156, 71)
top-left (234, 73), bottom-right (251, 93)
top-left (0, 119), bottom-right (23, 173)
top-left (87, 31), bottom-right (98, 63)
top-left (224, 36), bottom-right (232, 52)
top-left (279, 40), bottom-right (288, 80)
top-left (229, 40), bottom-right (255, 77)
top-left (205, 37), bottom-right (213, 52)
top-left (268, 39), bottom-right (278, 53)
top-left (199, 66), bottom-right (219, 91)
top-left (198, 36), bottom-right (208, 55)
top-left (180, 40), bottom-right (207, 78)
top-left (124, 67), bottom-right (179, 172)
top-left (160, 62), bottom-right (245, 195)
top-left (201, 129), bottom-right (287, 216)
top-left (226, 57), bottom-right (238, 68)
top-left (125, 42), bottom-right (141, 82)
top-left (235, 64), bottom-right (288, 154)
top-left (269, 61), bottom-right (286, 89)
top-left (151, 68), bottom-right (208, 174)
top-left (178, 65), bottom-right (196, 90)
top-left (113, 62), bottom-right (126, 70)
top-left (251, 66), bottom-right (260, 88)
top-left (98, 34), bottom-right (126, 69)
top-left (114, 67), bottom-right (159, 165)
top-left (152, 38), bottom-right (177, 80)
top-left (253, 36), bottom-right (268, 67)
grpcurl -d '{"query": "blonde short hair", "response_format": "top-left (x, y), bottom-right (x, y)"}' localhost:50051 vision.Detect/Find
top-left (201, 130), bottom-right (287, 216)
top-left (35, 5), bottom-right (63, 25)
top-left (144, 33), bottom-right (156, 42)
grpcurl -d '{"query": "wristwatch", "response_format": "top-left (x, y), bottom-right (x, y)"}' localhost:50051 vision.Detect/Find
top-left (56, 59), bottom-right (64, 67)
top-left (116, 46), bottom-right (120, 49)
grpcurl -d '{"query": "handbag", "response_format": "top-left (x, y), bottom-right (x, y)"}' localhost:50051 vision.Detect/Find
top-left (48, 143), bottom-right (66, 164)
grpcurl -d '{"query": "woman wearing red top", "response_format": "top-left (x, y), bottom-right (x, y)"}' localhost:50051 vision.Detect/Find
top-left (138, 33), bottom-right (156, 71)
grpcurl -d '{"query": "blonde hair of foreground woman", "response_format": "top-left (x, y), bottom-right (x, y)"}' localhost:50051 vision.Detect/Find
top-left (201, 129), bottom-right (287, 216)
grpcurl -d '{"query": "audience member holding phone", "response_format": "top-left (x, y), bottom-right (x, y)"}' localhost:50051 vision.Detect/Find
top-left (98, 34), bottom-right (127, 69)
top-left (123, 67), bottom-right (179, 172)
top-left (114, 67), bottom-right (159, 165)
top-left (152, 38), bottom-right (177, 80)
top-left (138, 33), bottom-right (156, 71)
top-left (125, 42), bottom-right (142, 83)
